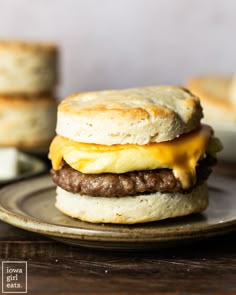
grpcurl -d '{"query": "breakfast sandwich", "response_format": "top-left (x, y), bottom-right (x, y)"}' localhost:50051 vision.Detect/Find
top-left (49, 86), bottom-right (222, 224)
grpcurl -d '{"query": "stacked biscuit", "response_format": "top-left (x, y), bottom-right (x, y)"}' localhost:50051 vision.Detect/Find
top-left (0, 40), bottom-right (58, 150)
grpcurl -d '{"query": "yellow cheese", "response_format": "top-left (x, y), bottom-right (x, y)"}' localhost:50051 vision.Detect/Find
top-left (49, 125), bottom-right (212, 189)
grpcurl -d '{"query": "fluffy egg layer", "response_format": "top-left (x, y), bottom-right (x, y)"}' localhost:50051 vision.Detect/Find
top-left (49, 125), bottom-right (220, 189)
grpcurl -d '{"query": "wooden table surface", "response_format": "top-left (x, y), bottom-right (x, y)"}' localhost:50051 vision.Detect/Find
top-left (0, 166), bottom-right (236, 294)
top-left (0, 216), bottom-right (236, 294)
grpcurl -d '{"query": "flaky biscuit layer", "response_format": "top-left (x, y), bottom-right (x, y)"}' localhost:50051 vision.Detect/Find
top-left (57, 85), bottom-right (202, 145)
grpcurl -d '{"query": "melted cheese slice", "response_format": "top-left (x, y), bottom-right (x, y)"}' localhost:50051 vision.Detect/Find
top-left (49, 125), bottom-right (212, 189)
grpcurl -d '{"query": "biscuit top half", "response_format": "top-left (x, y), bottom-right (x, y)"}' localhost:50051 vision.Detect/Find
top-left (57, 85), bottom-right (203, 145)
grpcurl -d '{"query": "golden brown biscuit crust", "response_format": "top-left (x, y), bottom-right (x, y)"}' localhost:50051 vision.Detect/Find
top-left (0, 94), bottom-right (57, 108)
top-left (57, 85), bottom-right (202, 145)
top-left (0, 40), bottom-right (57, 52)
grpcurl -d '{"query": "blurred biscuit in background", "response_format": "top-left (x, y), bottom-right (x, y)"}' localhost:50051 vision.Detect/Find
top-left (0, 95), bottom-right (57, 149)
top-left (0, 41), bottom-right (58, 95)
top-left (0, 40), bottom-right (59, 179)
top-left (186, 75), bottom-right (236, 125)
top-left (186, 75), bottom-right (236, 163)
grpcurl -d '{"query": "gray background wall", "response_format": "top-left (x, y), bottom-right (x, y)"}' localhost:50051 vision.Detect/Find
top-left (0, 0), bottom-right (235, 98)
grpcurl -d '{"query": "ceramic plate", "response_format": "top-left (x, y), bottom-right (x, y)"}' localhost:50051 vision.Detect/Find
top-left (0, 153), bottom-right (47, 186)
top-left (0, 174), bottom-right (235, 250)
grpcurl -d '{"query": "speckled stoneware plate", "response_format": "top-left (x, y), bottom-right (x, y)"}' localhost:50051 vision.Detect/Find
top-left (0, 153), bottom-right (47, 186)
top-left (0, 174), bottom-right (235, 250)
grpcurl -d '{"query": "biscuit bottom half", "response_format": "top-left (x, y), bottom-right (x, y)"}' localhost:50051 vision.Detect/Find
top-left (55, 184), bottom-right (208, 224)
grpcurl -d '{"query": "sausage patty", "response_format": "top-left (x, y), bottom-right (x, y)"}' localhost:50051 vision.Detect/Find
top-left (51, 156), bottom-right (215, 197)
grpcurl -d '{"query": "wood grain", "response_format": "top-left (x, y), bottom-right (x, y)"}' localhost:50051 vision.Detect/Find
top-left (0, 221), bottom-right (236, 294)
